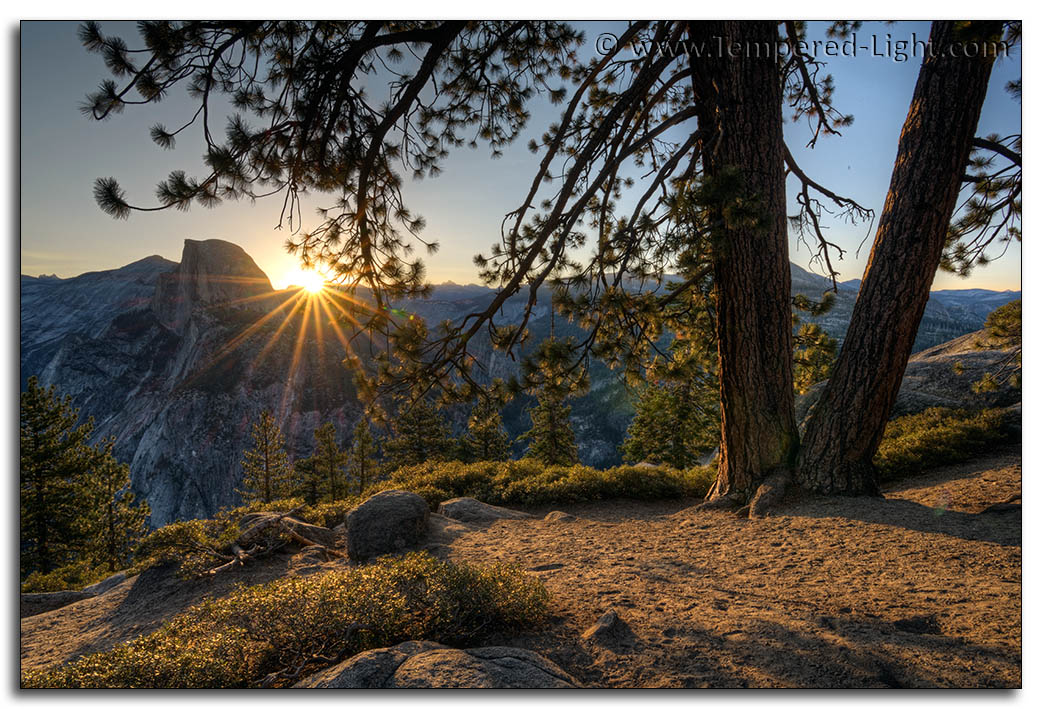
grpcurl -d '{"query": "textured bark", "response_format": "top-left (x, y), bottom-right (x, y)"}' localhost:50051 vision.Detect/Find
top-left (691, 21), bottom-right (798, 502)
top-left (797, 21), bottom-right (1002, 494)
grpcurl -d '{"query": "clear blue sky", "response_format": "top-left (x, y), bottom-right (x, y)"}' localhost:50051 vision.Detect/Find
top-left (20, 20), bottom-right (1022, 291)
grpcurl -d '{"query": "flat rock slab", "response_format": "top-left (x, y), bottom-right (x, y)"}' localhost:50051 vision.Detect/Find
top-left (295, 641), bottom-right (581, 688)
top-left (20, 591), bottom-right (94, 619)
top-left (437, 497), bottom-right (533, 526)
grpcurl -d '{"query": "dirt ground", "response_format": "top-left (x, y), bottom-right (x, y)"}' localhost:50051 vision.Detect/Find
top-left (21, 446), bottom-right (1021, 688)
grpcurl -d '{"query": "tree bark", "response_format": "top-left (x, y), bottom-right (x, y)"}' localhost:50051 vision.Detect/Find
top-left (797, 21), bottom-right (1002, 494)
top-left (691, 21), bottom-right (798, 502)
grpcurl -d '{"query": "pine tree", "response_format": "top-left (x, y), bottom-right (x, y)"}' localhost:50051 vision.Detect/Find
top-left (79, 439), bottom-right (150, 572)
top-left (347, 418), bottom-right (378, 495)
top-left (238, 411), bottom-right (293, 504)
top-left (292, 456), bottom-right (323, 505)
top-left (383, 400), bottom-right (452, 471)
top-left (622, 381), bottom-right (718, 469)
top-left (313, 423), bottom-right (349, 502)
top-left (521, 391), bottom-right (578, 467)
top-left (464, 398), bottom-right (511, 462)
top-left (20, 377), bottom-right (96, 575)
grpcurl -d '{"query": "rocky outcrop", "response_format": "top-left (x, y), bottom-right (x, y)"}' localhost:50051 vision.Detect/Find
top-left (295, 641), bottom-right (581, 688)
top-left (437, 497), bottom-right (533, 526)
top-left (344, 490), bottom-right (430, 561)
top-left (20, 239), bottom-right (362, 527)
top-left (152, 239), bottom-right (273, 333)
top-left (797, 328), bottom-right (1021, 429)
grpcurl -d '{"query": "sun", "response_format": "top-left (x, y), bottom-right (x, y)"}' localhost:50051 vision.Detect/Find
top-left (284, 268), bottom-right (327, 294)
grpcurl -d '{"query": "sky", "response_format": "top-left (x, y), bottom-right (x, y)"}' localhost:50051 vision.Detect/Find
top-left (20, 20), bottom-right (1022, 291)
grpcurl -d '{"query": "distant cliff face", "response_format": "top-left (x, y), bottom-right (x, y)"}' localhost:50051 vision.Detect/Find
top-left (21, 240), bottom-right (361, 527)
top-left (153, 239), bottom-right (273, 333)
top-left (19, 243), bottom-right (1018, 526)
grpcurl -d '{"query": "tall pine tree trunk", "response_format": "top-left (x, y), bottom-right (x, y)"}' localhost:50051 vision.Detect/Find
top-left (797, 21), bottom-right (1002, 494)
top-left (691, 21), bottom-right (798, 502)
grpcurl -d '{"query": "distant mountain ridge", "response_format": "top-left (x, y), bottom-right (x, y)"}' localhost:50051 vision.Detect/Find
top-left (20, 241), bottom-right (1019, 526)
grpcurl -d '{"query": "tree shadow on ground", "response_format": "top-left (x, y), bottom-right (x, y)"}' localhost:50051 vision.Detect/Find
top-left (688, 611), bottom-right (1020, 688)
top-left (785, 495), bottom-right (1020, 547)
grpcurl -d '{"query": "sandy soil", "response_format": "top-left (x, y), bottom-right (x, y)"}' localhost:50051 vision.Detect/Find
top-left (21, 446), bottom-right (1020, 688)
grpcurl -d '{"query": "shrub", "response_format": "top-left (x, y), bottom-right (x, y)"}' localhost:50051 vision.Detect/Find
top-left (22, 553), bottom-right (549, 689)
top-left (20, 560), bottom-right (113, 594)
top-left (874, 407), bottom-right (1014, 481)
top-left (389, 459), bottom-right (716, 509)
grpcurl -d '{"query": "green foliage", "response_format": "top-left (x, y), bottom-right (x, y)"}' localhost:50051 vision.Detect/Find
top-left (390, 459), bottom-right (716, 509)
top-left (463, 397), bottom-right (512, 462)
top-left (347, 417), bottom-right (379, 495)
top-left (520, 392), bottom-right (578, 466)
top-left (20, 377), bottom-right (96, 575)
top-left (311, 423), bottom-right (350, 502)
top-left (292, 456), bottom-right (324, 505)
top-left (792, 292), bottom-right (838, 395)
top-left (79, 439), bottom-right (150, 573)
top-left (21, 377), bottom-right (147, 579)
top-left (621, 381), bottom-right (718, 469)
top-left (874, 407), bottom-right (1014, 481)
top-left (383, 399), bottom-right (453, 471)
top-left (971, 299), bottom-right (1022, 393)
top-left (238, 411), bottom-right (293, 504)
top-left (981, 299), bottom-right (1021, 346)
top-left (23, 552), bottom-right (550, 688)
top-left (20, 560), bottom-right (114, 594)
top-left (133, 516), bottom-right (243, 578)
top-left (792, 322), bottom-right (837, 394)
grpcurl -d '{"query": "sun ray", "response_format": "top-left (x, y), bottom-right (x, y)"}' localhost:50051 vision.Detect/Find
top-left (280, 295), bottom-right (315, 418)
top-left (311, 289), bottom-right (327, 369)
top-left (253, 292), bottom-right (309, 370)
top-left (315, 294), bottom-right (351, 350)
top-left (180, 290), bottom-right (306, 390)
top-left (213, 288), bottom-right (294, 308)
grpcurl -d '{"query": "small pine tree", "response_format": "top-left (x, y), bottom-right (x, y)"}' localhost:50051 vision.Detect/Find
top-left (347, 418), bottom-right (379, 495)
top-left (383, 399), bottom-right (452, 471)
top-left (621, 381), bottom-right (718, 468)
top-left (313, 423), bottom-right (349, 502)
top-left (292, 456), bottom-right (323, 505)
top-left (238, 411), bottom-right (293, 504)
top-left (521, 391), bottom-right (578, 467)
top-left (80, 439), bottom-right (150, 572)
top-left (20, 377), bottom-right (96, 575)
top-left (464, 398), bottom-right (511, 462)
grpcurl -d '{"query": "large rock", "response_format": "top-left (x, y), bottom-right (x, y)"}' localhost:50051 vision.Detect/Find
top-left (436, 497), bottom-right (533, 526)
top-left (344, 490), bottom-right (430, 561)
top-left (295, 641), bottom-right (581, 688)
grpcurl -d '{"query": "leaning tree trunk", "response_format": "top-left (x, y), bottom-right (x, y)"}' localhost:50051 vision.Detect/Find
top-left (797, 21), bottom-right (1002, 495)
top-left (691, 21), bottom-right (798, 503)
